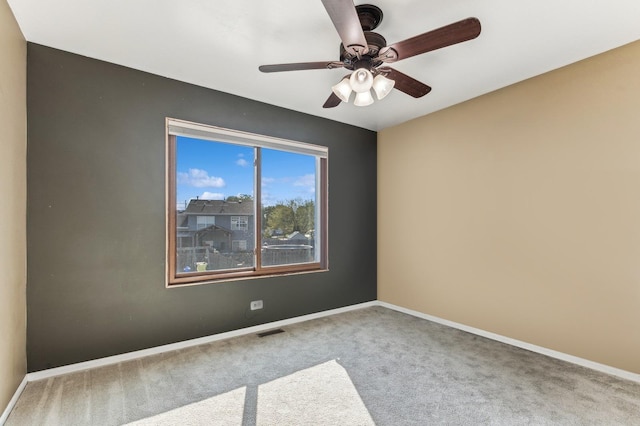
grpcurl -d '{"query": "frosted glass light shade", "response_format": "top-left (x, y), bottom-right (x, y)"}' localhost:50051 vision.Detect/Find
top-left (331, 77), bottom-right (352, 103)
top-left (372, 74), bottom-right (395, 100)
top-left (350, 68), bottom-right (374, 93)
top-left (354, 90), bottom-right (374, 107)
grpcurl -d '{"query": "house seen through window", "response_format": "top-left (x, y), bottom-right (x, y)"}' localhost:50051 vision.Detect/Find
top-left (167, 119), bottom-right (328, 285)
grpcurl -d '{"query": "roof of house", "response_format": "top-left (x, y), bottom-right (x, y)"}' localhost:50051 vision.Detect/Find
top-left (287, 231), bottom-right (308, 240)
top-left (183, 199), bottom-right (254, 215)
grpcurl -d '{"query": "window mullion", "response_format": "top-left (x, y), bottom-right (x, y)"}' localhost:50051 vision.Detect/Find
top-left (254, 147), bottom-right (262, 271)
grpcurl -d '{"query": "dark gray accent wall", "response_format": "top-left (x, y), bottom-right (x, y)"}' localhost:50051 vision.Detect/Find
top-left (27, 44), bottom-right (377, 372)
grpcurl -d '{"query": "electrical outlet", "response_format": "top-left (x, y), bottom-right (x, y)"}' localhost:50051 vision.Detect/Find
top-left (250, 300), bottom-right (263, 311)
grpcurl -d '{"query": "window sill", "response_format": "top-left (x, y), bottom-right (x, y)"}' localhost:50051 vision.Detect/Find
top-left (166, 264), bottom-right (328, 287)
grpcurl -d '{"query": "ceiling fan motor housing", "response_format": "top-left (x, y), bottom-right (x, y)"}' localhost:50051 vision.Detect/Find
top-left (356, 4), bottom-right (384, 30)
top-left (340, 31), bottom-right (387, 69)
top-left (337, 4), bottom-right (386, 70)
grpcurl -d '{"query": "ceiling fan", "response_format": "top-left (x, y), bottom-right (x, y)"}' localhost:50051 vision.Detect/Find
top-left (259, 0), bottom-right (481, 108)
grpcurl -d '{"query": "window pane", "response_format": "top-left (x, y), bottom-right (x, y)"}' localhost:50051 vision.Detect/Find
top-left (196, 216), bottom-right (215, 230)
top-left (231, 216), bottom-right (248, 231)
top-left (261, 148), bottom-right (317, 267)
top-left (175, 136), bottom-right (254, 273)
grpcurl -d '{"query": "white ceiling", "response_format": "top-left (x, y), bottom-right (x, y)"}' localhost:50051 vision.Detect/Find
top-left (8, 0), bottom-right (640, 131)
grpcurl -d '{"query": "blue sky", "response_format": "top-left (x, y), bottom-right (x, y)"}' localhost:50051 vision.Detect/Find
top-left (176, 136), bottom-right (316, 209)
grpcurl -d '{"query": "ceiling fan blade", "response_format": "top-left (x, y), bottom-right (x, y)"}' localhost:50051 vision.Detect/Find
top-left (379, 67), bottom-right (431, 98)
top-left (378, 17), bottom-right (481, 63)
top-left (323, 92), bottom-right (342, 108)
top-left (321, 0), bottom-right (369, 56)
top-left (259, 61), bottom-right (343, 73)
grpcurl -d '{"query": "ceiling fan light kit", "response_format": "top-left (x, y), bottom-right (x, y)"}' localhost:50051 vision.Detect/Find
top-left (259, 1), bottom-right (481, 108)
top-left (331, 77), bottom-right (353, 102)
top-left (350, 68), bottom-right (374, 92)
top-left (372, 74), bottom-right (394, 100)
top-left (354, 90), bottom-right (375, 106)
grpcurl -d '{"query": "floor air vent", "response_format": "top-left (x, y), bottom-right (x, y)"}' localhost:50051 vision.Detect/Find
top-left (257, 328), bottom-right (285, 338)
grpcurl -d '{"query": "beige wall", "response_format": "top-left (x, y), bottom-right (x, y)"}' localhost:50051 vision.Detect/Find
top-left (379, 40), bottom-right (640, 374)
top-left (0, 0), bottom-right (26, 413)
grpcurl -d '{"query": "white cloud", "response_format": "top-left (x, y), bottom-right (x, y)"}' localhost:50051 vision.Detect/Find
top-left (177, 168), bottom-right (225, 188)
top-left (201, 192), bottom-right (225, 200)
top-left (236, 158), bottom-right (249, 167)
top-left (262, 176), bottom-right (295, 186)
top-left (261, 191), bottom-right (277, 206)
top-left (294, 174), bottom-right (315, 188)
top-left (262, 177), bottom-right (275, 187)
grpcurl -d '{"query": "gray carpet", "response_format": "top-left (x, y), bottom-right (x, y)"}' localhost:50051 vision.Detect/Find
top-left (6, 306), bottom-right (640, 425)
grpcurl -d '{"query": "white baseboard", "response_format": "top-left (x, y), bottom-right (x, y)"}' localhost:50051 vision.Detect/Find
top-left (17, 298), bottom-right (640, 391)
top-left (26, 301), bottom-right (378, 382)
top-left (0, 376), bottom-right (27, 426)
top-left (377, 301), bottom-right (640, 384)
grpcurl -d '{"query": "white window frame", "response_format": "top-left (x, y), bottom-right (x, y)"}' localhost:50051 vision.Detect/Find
top-left (231, 216), bottom-right (248, 231)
